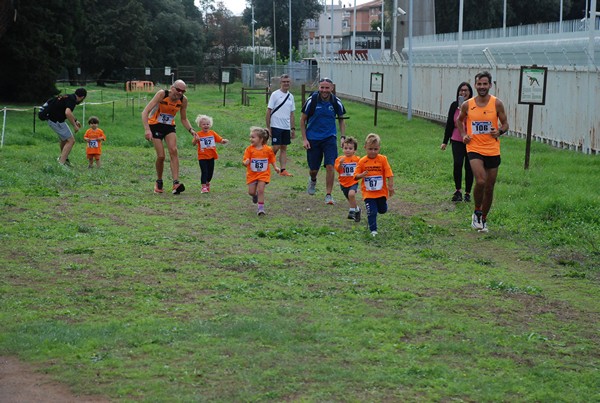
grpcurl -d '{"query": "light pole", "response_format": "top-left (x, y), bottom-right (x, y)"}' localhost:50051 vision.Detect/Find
top-left (458, 0), bottom-right (464, 64)
top-left (391, 1), bottom-right (406, 57)
top-left (559, 0), bottom-right (563, 33)
top-left (289, 0), bottom-right (292, 65)
top-left (252, 3), bottom-right (256, 86)
top-left (407, 0), bottom-right (413, 120)
top-left (502, 0), bottom-right (507, 37)
top-left (273, 0), bottom-right (277, 75)
top-left (330, 0), bottom-right (334, 77)
top-left (352, 0), bottom-right (356, 60)
top-left (380, 0), bottom-right (384, 57)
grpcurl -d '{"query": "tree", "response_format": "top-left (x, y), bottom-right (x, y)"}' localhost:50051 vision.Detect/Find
top-left (78, 0), bottom-right (152, 85)
top-left (204, 5), bottom-right (250, 65)
top-left (242, 0), bottom-right (323, 60)
top-left (0, 0), bottom-right (83, 102)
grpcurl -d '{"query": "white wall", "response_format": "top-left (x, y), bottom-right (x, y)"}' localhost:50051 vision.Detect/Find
top-left (320, 60), bottom-right (600, 154)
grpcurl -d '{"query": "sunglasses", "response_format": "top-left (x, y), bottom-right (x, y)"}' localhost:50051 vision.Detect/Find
top-left (173, 87), bottom-right (186, 94)
top-left (319, 78), bottom-right (333, 83)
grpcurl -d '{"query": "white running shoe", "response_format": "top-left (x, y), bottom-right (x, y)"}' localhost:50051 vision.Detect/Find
top-left (471, 210), bottom-right (484, 230)
top-left (478, 219), bottom-right (489, 233)
top-left (371, 231), bottom-right (378, 237)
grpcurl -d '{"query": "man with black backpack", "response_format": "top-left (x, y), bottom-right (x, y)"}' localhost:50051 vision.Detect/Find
top-left (300, 77), bottom-right (346, 204)
top-left (45, 87), bottom-right (87, 167)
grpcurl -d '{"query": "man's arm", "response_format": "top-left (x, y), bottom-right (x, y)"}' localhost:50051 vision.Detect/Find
top-left (337, 117), bottom-right (346, 138)
top-left (493, 98), bottom-right (509, 139)
top-left (290, 111), bottom-right (295, 138)
top-left (300, 113), bottom-right (310, 149)
top-left (65, 108), bottom-right (81, 132)
top-left (457, 102), bottom-right (470, 143)
top-left (265, 107), bottom-right (272, 130)
top-left (141, 90), bottom-right (165, 138)
top-left (178, 97), bottom-right (196, 136)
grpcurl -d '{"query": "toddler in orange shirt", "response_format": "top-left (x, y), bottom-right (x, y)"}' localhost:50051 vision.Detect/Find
top-left (354, 133), bottom-right (394, 236)
top-left (83, 116), bottom-right (106, 168)
top-left (334, 136), bottom-right (361, 222)
top-left (243, 127), bottom-right (280, 215)
top-left (192, 114), bottom-right (229, 193)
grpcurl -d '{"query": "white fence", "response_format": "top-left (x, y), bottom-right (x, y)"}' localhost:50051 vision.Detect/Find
top-left (319, 60), bottom-right (599, 154)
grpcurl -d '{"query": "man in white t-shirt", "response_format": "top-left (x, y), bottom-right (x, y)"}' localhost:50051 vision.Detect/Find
top-left (266, 74), bottom-right (295, 176)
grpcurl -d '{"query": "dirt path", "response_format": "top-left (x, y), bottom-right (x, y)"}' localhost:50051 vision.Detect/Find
top-left (0, 356), bottom-right (109, 403)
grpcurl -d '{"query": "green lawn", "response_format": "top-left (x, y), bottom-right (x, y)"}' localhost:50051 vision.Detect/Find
top-left (0, 84), bottom-right (598, 401)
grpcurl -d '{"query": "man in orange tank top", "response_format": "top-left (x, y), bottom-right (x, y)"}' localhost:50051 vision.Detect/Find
top-left (142, 80), bottom-right (196, 195)
top-left (457, 71), bottom-right (508, 232)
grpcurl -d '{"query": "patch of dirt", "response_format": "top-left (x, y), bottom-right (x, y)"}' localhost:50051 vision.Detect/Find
top-left (0, 356), bottom-right (109, 403)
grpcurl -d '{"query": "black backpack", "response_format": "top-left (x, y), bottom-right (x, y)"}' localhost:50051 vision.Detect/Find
top-left (38, 95), bottom-right (65, 121)
top-left (302, 91), bottom-right (345, 119)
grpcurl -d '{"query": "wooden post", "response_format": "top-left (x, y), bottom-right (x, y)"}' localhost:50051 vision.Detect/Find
top-left (524, 104), bottom-right (534, 169)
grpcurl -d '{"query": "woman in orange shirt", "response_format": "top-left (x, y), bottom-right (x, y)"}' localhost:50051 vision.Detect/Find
top-left (243, 127), bottom-right (280, 216)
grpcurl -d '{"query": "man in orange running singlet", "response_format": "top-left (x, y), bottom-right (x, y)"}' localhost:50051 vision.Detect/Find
top-left (457, 71), bottom-right (508, 232)
top-left (142, 79), bottom-right (196, 195)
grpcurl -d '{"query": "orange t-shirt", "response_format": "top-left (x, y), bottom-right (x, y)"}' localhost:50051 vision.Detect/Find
top-left (243, 145), bottom-right (276, 184)
top-left (334, 154), bottom-right (360, 188)
top-left (83, 128), bottom-right (106, 155)
top-left (148, 91), bottom-right (183, 126)
top-left (465, 95), bottom-right (500, 156)
top-left (354, 154), bottom-right (394, 199)
top-left (193, 130), bottom-right (224, 160)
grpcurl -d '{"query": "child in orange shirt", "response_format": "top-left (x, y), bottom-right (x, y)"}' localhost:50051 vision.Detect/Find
top-left (334, 136), bottom-right (361, 222)
top-left (83, 116), bottom-right (107, 168)
top-left (243, 127), bottom-right (280, 215)
top-left (354, 133), bottom-right (394, 236)
top-left (192, 114), bottom-right (229, 193)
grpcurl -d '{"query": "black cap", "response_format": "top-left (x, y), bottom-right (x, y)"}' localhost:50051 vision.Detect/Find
top-left (75, 88), bottom-right (87, 98)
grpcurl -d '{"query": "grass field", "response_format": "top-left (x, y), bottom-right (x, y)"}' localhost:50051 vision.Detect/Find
top-left (1, 84), bottom-right (599, 401)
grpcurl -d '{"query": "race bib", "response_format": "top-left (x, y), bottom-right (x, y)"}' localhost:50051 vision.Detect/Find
top-left (158, 113), bottom-right (175, 125)
top-left (200, 136), bottom-right (215, 149)
top-left (471, 120), bottom-right (492, 135)
top-left (340, 162), bottom-right (357, 177)
top-left (251, 158), bottom-right (268, 172)
top-left (365, 175), bottom-right (383, 191)
top-left (88, 140), bottom-right (99, 148)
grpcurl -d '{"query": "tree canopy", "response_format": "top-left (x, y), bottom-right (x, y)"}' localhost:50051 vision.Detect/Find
top-left (242, 0), bottom-right (323, 60)
top-left (0, 0), bottom-right (596, 102)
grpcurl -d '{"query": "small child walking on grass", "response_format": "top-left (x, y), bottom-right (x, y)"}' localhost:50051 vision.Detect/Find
top-left (243, 127), bottom-right (280, 215)
top-left (354, 133), bottom-right (395, 237)
top-left (83, 116), bottom-right (106, 168)
top-left (334, 136), bottom-right (361, 222)
top-left (192, 114), bottom-right (229, 193)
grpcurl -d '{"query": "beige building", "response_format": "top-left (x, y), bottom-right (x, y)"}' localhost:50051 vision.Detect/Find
top-left (300, 0), bottom-right (435, 60)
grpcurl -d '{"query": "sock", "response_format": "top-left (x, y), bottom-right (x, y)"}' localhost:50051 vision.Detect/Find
top-left (258, 202), bottom-right (264, 210)
top-left (173, 180), bottom-right (179, 185)
top-left (280, 168), bottom-right (286, 172)
top-left (349, 208), bottom-right (356, 212)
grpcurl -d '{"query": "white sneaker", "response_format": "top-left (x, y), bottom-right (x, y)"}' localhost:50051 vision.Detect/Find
top-left (471, 211), bottom-right (484, 230)
top-left (478, 219), bottom-right (489, 233)
top-left (325, 194), bottom-right (335, 205)
top-left (371, 231), bottom-right (378, 237)
top-left (307, 178), bottom-right (317, 195)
